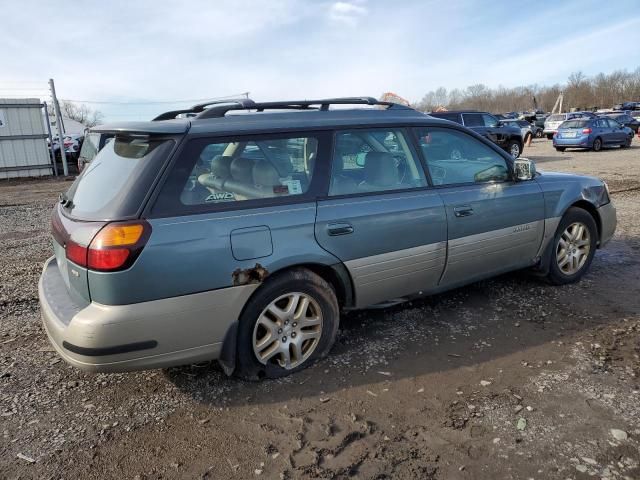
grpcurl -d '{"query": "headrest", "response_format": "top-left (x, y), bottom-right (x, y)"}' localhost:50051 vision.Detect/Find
top-left (211, 155), bottom-right (233, 178)
top-left (230, 157), bottom-right (254, 183)
top-left (253, 161), bottom-right (280, 187)
top-left (364, 152), bottom-right (398, 187)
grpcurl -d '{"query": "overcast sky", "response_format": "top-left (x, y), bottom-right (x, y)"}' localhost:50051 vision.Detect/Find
top-left (1, 0), bottom-right (639, 121)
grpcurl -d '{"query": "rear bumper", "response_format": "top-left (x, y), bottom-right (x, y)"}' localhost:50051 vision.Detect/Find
top-left (598, 201), bottom-right (616, 247)
top-left (39, 256), bottom-right (257, 372)
top-left (553, 135), bottom-right (591, 148)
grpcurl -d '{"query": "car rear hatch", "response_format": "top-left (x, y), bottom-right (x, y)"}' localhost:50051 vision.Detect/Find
top-left (50, 121), bottom-right (187, 305)
top-left (545, 114), bottom-right (566, 130)
top-left (557, 119), bottom-right (591, 139)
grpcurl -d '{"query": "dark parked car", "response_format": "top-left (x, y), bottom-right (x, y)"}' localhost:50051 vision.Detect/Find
top-left (428, 111), bottom-right (524, 157)
top-left (39, 97), bottom-right (616, 378)
top-left (600, 113), bottom-right (640, 133)
top-left (553, 117), bottom-right (634, 151)
top-left (77, 130), bottom-right (115, 172)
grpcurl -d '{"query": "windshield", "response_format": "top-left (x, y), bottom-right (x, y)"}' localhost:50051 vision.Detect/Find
top-left (548, 114), bottom-right (565, 122)
top-left (561, 120), bottom-right (590, 129)
top-left (63, 135), bottom-right (175, 220)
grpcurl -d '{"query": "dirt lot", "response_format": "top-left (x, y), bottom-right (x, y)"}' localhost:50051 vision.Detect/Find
top-left (1, 139), bottom-right (639, 480)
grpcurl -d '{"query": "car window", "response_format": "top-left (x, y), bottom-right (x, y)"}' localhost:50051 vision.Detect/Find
top-left (481, 114), bottom-right (499, 127)
top-left (562, 120), bottom-right (589, 129)
top-left (329, 129), bottom-right (427, 196)
top-left (462, 113), bottom-right (483, 127)
top-left (607, 119), bottom-right (621, 128)
top-left (414, 127), bottom-right (510, 186)
top-left (548, 114), bottom-right (566, 122)
top-left (432, 112), bottom-right (461, 123)
top-left (164, 135), bottom-right (318, 206)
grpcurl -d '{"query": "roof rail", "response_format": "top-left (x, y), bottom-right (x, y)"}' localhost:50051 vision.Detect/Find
top-left (152, 98), bottom-right (256, 121)
top-left (195, 97), bottom-right (413, 119)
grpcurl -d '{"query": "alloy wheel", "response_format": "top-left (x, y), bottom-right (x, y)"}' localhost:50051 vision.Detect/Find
top-left (252, 292), bottom-right (323, 369)
top-left (556, 222), bottom-right (591, 275)
top-left (510, 143), bottom-right (520, 157)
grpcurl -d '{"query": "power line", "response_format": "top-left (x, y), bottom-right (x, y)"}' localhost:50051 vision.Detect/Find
top-left (59, 92), bottom-right (250, 106)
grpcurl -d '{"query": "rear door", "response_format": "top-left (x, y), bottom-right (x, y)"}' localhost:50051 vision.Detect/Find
top-left (315, 128), bottom-right (447, 308)
top-left (413, 126), bottom-right (545, 287)
top-left (606, 118), bottom-right (626, 143)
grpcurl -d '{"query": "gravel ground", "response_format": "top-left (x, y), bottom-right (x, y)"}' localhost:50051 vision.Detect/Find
top-left (1, 139), bottom-right (639, 479)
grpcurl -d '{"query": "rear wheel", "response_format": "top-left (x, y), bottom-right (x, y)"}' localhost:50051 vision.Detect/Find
top-left (535, 129), bottom-right (543, 138)
top-left (235, 268), bottom-right (339, 380)
top-left (546, 134), bottom-right (554, 140)
top-left (545, 207), bottom-right (597, 285)
top-left (592, 137), bottom-right (603, 152)
top-left (555, 147), bottom-right (566, 152)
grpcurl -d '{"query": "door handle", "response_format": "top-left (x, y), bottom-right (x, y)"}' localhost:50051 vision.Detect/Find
top-left (453, 205), bottom-right (474, 217)
top-left (327, 222), bottom-right (354, 236)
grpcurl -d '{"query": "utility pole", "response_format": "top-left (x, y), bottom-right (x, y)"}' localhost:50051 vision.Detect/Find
top-left (43, 102), bottom-right (58, 176)
top-left (48, 78), bottom-right (68, 176)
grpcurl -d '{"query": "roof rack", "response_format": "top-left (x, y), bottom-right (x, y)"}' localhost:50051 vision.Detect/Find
top-left (153, 97), bottom-right (413, 121)
top-left (152, 98), bottom-right (256, 121)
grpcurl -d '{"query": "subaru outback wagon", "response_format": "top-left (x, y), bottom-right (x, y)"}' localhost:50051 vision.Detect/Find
top-left (39, 97), bottom-right (617, 379)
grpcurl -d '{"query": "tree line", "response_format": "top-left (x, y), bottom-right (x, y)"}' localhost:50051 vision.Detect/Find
top-left (414, 67), bottom-right (640, 114)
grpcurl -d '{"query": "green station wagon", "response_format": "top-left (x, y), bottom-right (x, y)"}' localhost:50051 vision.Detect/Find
top-left (38, 97), bottom-right (617, 379)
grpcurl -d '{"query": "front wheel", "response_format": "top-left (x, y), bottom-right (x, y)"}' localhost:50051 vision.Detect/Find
top-left (535, 130), bottom-right (543, 138)
top-left (621, 136), bottom-right (632, 148)
top-left (545, 207), bottom-right (598, 285)
top-left (235, 268), bottom-right (339, 380)
top-left (592, 137), bottom-right (603, 152)
top-left (507, 139), bottom-right (521, 158)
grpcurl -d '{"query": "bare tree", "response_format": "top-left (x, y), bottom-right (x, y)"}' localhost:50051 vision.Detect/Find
top-left (59, 101), bottom-right (104, 127)
top-left (415, 67), bottom-right (640, 113)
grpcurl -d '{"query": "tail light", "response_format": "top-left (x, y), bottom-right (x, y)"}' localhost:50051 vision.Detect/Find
top-left (66, 221), bottom-right (151, 272)
top-left (582, 128), bottom-right (592, 134)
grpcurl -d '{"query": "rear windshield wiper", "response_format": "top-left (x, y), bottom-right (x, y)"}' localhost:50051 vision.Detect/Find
top-left (59, 192), bottom-right (74, 209)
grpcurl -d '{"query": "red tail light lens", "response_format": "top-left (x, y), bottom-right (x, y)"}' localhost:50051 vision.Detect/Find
top-left (582, 128), bottom-right (592, 134)
top-left (66, 241), bottom-right (88, 266)
top-left (87, 248), bottom-right (130, 271)
top-left (65, 221), bottom-right (151, 272)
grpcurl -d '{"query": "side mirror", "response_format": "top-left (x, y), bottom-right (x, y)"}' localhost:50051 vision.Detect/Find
top-left (513, 157), bottom-right (536, 181)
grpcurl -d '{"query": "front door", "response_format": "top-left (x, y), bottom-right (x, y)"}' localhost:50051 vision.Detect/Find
top-left (413, 126), bottom-right (546, 288)
top-left (315, 128), bottom-right (447, 308)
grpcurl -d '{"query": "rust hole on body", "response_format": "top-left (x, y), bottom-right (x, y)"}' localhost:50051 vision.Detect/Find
top-left (232, 263), bottom-right (269, 286)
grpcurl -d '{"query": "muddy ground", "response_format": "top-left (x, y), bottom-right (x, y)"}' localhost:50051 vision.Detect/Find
top-left (1, 139), bottom-right (639, 480)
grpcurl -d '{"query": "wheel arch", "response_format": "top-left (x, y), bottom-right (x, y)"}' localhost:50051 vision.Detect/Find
top-left (565, 200), bottom-right (602, 244)
top-left (218, 261), bottom-right (354, 376)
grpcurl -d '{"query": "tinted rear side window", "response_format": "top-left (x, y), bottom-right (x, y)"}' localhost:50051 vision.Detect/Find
top-left (548, 114), bottom-right (565, 122)
top-left (63, 135), bottom-right (175, 220)
top-left (152, 132), bottom-right (330, 216)
top-left (431, 113), bottom-right (461, 123)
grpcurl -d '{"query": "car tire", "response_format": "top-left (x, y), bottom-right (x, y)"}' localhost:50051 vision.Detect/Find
top-left (545, 207), bottom-right (598, 286)
top-left (621, 136), bottom-right (632, 148)
top-left (507, 139), bottom-right (521, 158)
top-left (555, 147), bottom-right (566, 152)
top-left (535, 130), bottom-right (543, 138)
top-left (592, 137), bottom-right (603, 152)
top-left (235, 268), bottom-right (339, 380)
top-left (546, 134), bottom-right (554, 140)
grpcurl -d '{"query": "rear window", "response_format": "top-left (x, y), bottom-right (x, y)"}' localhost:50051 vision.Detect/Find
top-left (548, 114), bottom-right (565, 122)
top-left (63, 135), bottom-right (175, 220)
top-left (561, 120), bottom-right (590, 129)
